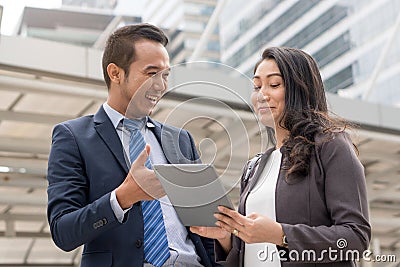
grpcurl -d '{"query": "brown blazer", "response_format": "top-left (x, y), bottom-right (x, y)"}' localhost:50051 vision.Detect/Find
top-left (215, 132), bottom-right (371, 267)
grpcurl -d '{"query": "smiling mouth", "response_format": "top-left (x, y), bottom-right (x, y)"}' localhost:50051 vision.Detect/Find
top-left (145, 94), bottom-right (159, 102)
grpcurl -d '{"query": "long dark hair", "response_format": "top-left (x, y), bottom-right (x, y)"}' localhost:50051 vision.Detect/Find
top-left (254, 47), bottom-right (352, 178)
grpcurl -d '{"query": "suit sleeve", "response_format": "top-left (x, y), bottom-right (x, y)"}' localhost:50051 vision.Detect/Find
top-left (280, 133), bottom-right (371, 263)
top-left (47, 123), bottom-right (121, 251)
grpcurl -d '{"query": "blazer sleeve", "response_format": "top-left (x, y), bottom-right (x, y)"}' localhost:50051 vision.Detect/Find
top-left (280, 132), bottom-right (371, 263)
top-left (47, 123), bottom-right (121, 252)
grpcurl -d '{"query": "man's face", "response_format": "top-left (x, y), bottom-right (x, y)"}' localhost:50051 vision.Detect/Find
top-left (121, 39), bottom-right (170, 119)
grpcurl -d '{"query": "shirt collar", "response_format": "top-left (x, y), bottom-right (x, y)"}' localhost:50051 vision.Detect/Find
top-left (102, 102), bottom-right (154, 130)
top-left (103, 102), bottom-right (124, 129)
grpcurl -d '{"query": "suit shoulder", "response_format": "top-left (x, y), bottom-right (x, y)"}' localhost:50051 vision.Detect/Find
top-left (315, 131), bottom-right (351, 146)
top-left (54, 115), bottom-right (94, 132)
top-left (164, 123), bottom-right (188, 134)
top-left (315, 131), bottom-right (355, 160)
top-left (152, 119), bottom-right (188, 134)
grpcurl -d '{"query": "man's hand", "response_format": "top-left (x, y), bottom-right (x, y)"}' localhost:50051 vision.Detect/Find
top-left (115, 145), bottom-right (166, 209)
top-left (190, 226), bottom-right (232, 254)
top-left (190, 226), bottom-right (230, 240)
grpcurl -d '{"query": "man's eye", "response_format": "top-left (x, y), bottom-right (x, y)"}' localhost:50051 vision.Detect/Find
top-left (253, 86), bottom-right (261, 91)
top-left (148, 72), bottom-right (157, 76)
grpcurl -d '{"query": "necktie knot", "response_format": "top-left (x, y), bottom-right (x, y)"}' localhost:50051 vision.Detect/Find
top-left (123, 118), bottom-right (144, 132)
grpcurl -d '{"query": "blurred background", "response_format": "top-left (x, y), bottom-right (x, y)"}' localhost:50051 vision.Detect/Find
top-left (0, 0), bottom-right (399, 266)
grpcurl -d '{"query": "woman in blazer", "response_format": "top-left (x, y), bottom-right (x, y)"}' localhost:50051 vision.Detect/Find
top-left (191, 47), bottom-right (371, 267)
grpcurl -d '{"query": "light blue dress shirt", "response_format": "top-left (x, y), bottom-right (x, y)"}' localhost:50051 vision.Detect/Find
top-left (103, 103), bottom-right (203, 267)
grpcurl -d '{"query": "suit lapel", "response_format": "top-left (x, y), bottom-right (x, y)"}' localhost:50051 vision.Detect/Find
top-left (238, 147), bottom-right (275, 216)
top-left (94, 106), bottom-right (129, 173)
top-left (247, 147), bottom-right (276, 191)
top-left (148, 118), bottom-right (182, 164)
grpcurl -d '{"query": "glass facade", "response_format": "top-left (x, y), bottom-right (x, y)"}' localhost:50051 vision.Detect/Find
top-left (221, 0), bottom-right (280, 50)
top-left (143, 0), bottom-right (220, 64)
top-left (313, 33), bottom-right (351, 68)
top-left (283, 5), bottom-right (348, 49)
top-left (225, 0), bottom-right (319, 68)
top-left (324, 65), bottom-right (354, 93)
top-left (220, 0), bottom-right (400, 107)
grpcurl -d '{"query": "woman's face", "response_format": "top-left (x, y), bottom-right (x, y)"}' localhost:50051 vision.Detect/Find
top-left (251, 59), bottom-right (285, 128)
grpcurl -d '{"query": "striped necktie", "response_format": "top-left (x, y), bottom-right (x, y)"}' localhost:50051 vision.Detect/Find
top-left (124, 118), bottom-right (170, 267)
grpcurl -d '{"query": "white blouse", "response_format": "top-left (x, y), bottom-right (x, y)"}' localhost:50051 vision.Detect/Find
top-left (244, 148), bottom-right (282, 267)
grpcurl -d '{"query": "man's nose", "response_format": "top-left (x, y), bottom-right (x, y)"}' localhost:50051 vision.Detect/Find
top-left (152, 74), bottom-right (166, 91)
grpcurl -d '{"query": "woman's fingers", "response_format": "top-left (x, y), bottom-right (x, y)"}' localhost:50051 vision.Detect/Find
top-left (218, 206), bottom-right (248, 222)
top-left (216, 206), bottom-right (252, 230)
top-left (215, 220), bottom-right (235, 234)
top-left (214, 213), bottom-right (248, 237)
top-left (215, 207), bottom-right (264, 243)
top-left (216, 219), bottom-right (250, 243)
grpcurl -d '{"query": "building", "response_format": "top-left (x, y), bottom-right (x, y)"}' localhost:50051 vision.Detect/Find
top-left (0, 5), bottom-right (3, 33)
top-left (142, 0), bottom-right (221, 65)
top-left (220, 0), bottom-right (400, 107)
top-left (17, 6), bottom-right (140, 48)
top-left (62, 0), bottom-right (118, 10)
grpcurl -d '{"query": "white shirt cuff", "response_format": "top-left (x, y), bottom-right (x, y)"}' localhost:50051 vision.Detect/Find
top-left (110, 190), bottom-right (131, 223)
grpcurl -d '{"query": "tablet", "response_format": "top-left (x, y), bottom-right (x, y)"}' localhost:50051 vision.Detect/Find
top-left (153, 164), bottom-right (234, 226)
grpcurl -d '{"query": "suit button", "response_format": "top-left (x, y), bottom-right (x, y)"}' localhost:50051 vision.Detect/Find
top-left (136, 239), bottom-right (142, 248)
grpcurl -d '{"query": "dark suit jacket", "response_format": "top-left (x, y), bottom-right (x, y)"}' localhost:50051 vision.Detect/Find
top-left (215, 132), bottom-right (371, 267)
top-left (47, 106), bottom-right (217, 267)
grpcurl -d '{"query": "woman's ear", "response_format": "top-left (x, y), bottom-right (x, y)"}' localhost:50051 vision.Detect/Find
top-left (107, 63), bottom-right (123, 84)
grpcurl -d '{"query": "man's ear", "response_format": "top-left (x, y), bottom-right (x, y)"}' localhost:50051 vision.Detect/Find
top-left (107, 63), bottom-right (123, 84)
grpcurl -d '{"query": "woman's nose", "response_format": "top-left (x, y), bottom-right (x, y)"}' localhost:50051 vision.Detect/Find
top-left (257, 90), bottom-right (270, 102)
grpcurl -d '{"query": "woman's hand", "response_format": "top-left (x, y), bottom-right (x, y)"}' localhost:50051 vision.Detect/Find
top-left (215, 206), bottom-right (283, 245)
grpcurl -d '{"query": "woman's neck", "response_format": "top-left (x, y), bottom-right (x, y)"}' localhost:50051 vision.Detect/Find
top-left (275, 126), bottom-right (289, 149)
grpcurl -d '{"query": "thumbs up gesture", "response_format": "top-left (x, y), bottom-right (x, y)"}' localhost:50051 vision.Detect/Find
top-left (115, 145), bottom-right (166, 209)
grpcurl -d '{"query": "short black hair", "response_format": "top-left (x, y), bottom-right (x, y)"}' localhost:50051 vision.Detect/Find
top-left (102, 23), bottom-right (169, 89)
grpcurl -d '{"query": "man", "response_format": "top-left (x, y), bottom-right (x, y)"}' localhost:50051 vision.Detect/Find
top-left (47, 23), bottom-right (217, 267)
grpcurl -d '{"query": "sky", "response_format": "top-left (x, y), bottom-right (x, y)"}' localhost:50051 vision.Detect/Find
top-left (0, 0), bottom-right (145, 35)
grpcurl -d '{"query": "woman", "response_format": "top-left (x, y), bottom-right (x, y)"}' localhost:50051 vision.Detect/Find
top-left (191, 47), bottom-right (370, 267)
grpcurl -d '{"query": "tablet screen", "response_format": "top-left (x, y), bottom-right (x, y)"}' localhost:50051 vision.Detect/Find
top-left (153, 164), bottom-right (234, 226)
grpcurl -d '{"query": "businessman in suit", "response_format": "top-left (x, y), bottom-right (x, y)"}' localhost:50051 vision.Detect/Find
top-left (47, 23), bottom-right (217, 267)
